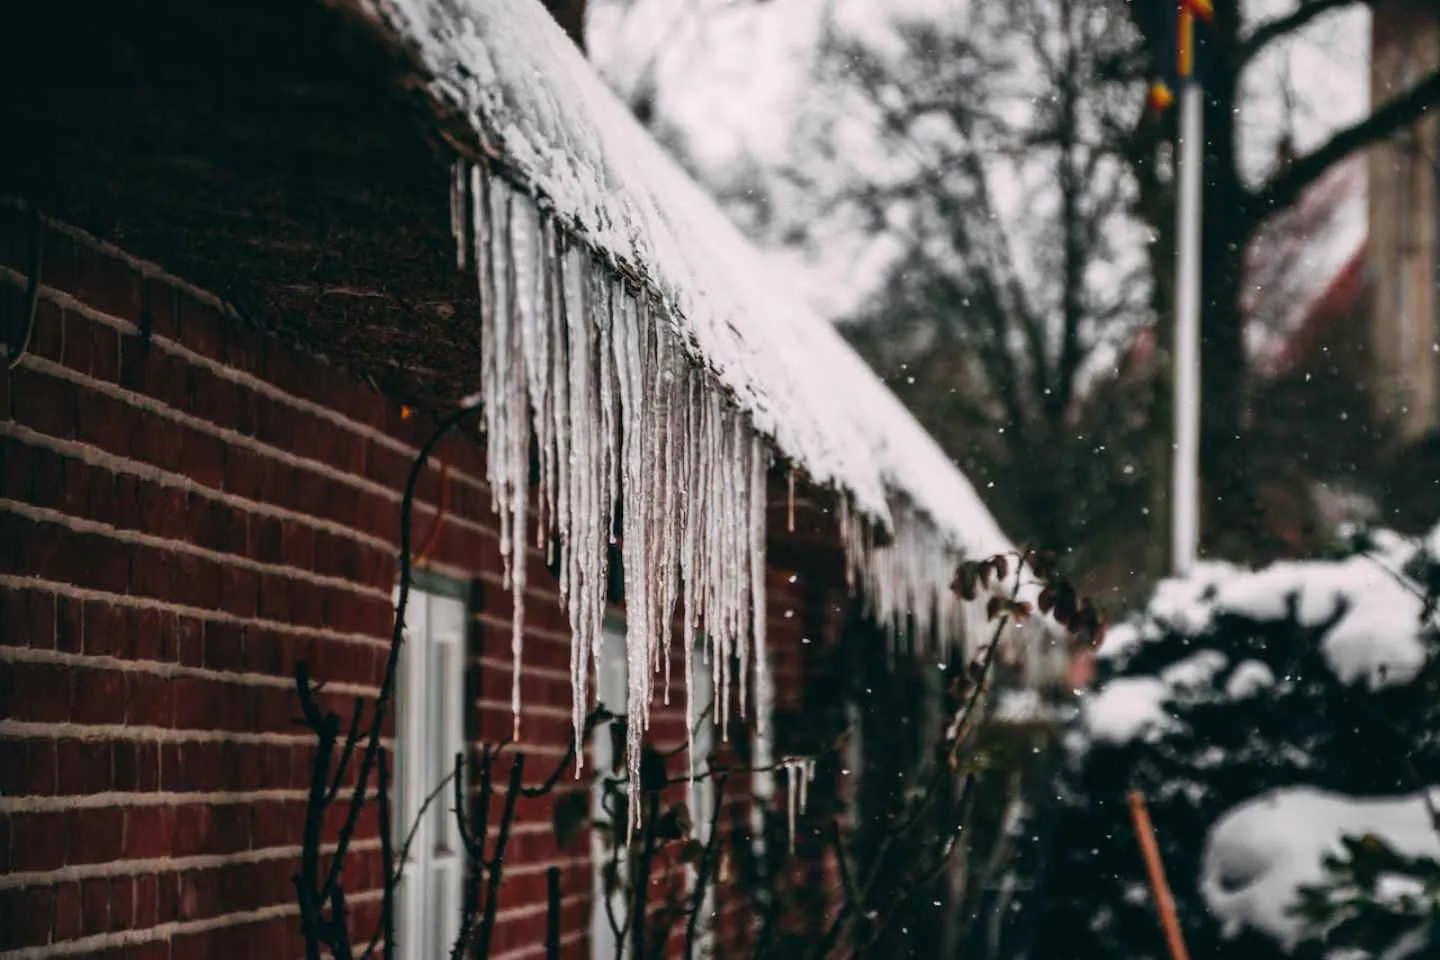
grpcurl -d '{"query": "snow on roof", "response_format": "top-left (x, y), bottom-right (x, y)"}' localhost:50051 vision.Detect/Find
top-left (1245, 154), bottom-right (1368, 373)
top-left (1201, 786), bottom-right (1440, 949)
top-left (344, 0), bottom-right (1017, 781)
top-left (362, 0), bottom-right (1009, 561)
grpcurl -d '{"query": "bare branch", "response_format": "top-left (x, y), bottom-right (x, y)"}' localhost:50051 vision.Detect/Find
top-left (1246, 70), bottom-right (1440, 223)
top-left (1238, 0), bottom-right (1366, 71)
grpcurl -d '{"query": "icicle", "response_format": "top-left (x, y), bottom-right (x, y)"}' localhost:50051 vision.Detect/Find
top-left (787, 762), bottom-right (798, 855)
top-left (781, 756), bottom-right (817, 856)
top-left (451, 161), bottom-right (467, 272)
top-left (456, 159), bottom-right (990, 799)
top-left (750, 434), bottom-right (769, 745)
top-left (787, 469), bottom-right (795, 533)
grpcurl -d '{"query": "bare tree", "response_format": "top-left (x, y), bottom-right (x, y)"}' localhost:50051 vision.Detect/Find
top-left (1120, 0), bottom-right (1440, 557)
top-left (777, 0), bottom-right (1151, 573)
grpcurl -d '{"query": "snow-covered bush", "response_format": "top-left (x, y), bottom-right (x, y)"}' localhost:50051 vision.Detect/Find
top-left (1030, 527), bottom-right (1440, 960)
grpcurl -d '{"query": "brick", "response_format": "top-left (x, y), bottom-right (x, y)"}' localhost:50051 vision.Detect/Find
top-left (175, 615), bottom-right (203, 667)
top-left (129, 408), bottom-right (183, 475)
top-left (61, 306), bottom-right (100, 379)
top-left (136, 742), bottom-right (160, 791)
top-left (171, 677), bottom-right (224, 731)
top-left (72, 665), bottom-right (127, 724)
top-left (125, 671), bottom-right (174, 727)
top-left (217, 563), bottom-right (259, 618)
top-left (58, 453), bottom-right (88, 516)
top-left (0, 740), bottom-right (23, 796)
top-left (85, 466), bottom-right (121, 527)
top-left (80, 876), bottom-right (110, 935)
top-left (176, 296), bottom-right (227, 362)
top-left (247, 514), bottom-right (284, 565)
top-left (179, 425), bottom-right (227, 490)
top-left (189, 368), bottom-right (236, 429)
top-left (10, 812), bottom-right (65, 871)
top-left (67, 806), bottom-right (124, 864)
top-left (54, 881), bottom-right (82, 942)
top-left (24, 589), bottom-right (56, 650)
top-left (2, 884), bottom-right (54, 949)
top-left (129, 545), bottom-right (186, 606)
top-left (117, 334), bottom-right (165, 398)
top-left (185, 496), bottom-right (245, 554)
top-left (171, 930), bottom-right (221, 960)
top-left (141, 278), bottom-right (180, 343)
top-left (289, 466), bottom-right (329, 520)
top-left (258, 573), bottom-right (291, 622)
top-left (154, 609), bottom-right (181, 662)
top-left (26, 299), bottom-right (63, 364)
top-left (109, 876), bottom-right (135, 931)
top-left (76, 245), bottom-right (142, 323)
top-left (11, 661), bottom-right (70, 723)
top-left (113, 741), bottom-right (139, 790)
top-left (253, 396), bottom-right (294, 451)
top-left (281, 520), bottom-right (316, 570)
top-left (173, 804), bottom-right (213, 857)
top-left (136, 478), bottom-right (188, 541)
top-left (157, 871), bottom-right (180, 924)
top-left (289, 581), bottom-right (325, 628)
top-left (75, 387), bottom-right (134, 456)
top-left (10, 367), bottom-right (77, 439)
top-left (203, 620), bottom-right (245, 671)
top-left (83, 599), bottom-right (124, 657)
top-left (178, 868), bottom-right (220, 921)
top-left (210, 803), bottom-right (250, 853)
top-left (25, 443), bottom-right (66, 510)
top-left (223, 325), bottom-right (261, 380)
top-left (55, 594), bottom-right (83, 653)
top-left (123, 806), bottom-right (174, 859)
top-left (0, 437), bottom-right (26, 502)
top-left (69, 531), bottom-right (132, 595)
top-left (105, 601), bottom-right (143, 661)
top-left (22, 742), bottom-right (56, 794)
top-left (57, 739), bottom-right (112, 794)
top-left (134, 873), bottom-right (159, 928)
top-left (91, 320), bottom-right (121, 385)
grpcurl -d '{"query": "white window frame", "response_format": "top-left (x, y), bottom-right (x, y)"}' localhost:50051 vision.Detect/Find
top-left (392, 579), bottom-right (468, 960)
top-left (591, 617), bottom-right (717, 958)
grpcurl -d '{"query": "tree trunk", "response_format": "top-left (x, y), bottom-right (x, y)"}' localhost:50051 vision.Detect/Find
top-left (1195, 4), bottom-right (1267, 559)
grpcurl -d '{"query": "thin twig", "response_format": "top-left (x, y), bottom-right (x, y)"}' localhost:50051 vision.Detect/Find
top-left (377, 750), bottom-right (396, 960)
top-left (476, 754), bottom-right (527, 956)
top-left (321, 403), bottom-right (483, 905)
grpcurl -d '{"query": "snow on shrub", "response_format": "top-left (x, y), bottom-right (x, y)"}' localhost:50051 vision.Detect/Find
top-left (1030, 526), bottom-right (1440, 960)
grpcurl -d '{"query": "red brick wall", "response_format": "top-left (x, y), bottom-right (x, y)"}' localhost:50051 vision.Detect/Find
top-left (0, 207), bottom-right (843, 958)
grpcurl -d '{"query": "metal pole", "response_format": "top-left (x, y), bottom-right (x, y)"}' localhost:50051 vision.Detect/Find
top-left (1171, 81), bottom-right (1203, 576)
top-left (1128, 790), bottom-right (1192, 960)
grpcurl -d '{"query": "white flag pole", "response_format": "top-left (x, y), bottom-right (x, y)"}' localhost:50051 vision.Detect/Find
top-left (1171, 79), bottom-right (1203, 576)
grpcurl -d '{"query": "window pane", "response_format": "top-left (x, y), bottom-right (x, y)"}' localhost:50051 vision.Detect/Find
top-left (393, 653), bottom-right (407, 851)
top-left (429, 638), bottom-right (451, 854)
top-left (426, 864), bottom-right (449, 960)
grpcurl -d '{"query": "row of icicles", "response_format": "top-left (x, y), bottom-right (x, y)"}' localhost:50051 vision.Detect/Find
top-left (449, 159), bottom-right (984, 831)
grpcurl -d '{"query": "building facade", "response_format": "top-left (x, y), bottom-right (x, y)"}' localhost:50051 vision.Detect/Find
top-left (1368, 0), bottom-right (1440, 441)
top-left (0, 0), bottom-right (1019, 956)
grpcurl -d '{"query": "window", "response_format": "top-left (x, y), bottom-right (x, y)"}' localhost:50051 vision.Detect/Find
top-left (393, 579), bottom-right (468, 960)
top-left (591, 618), bottom-right (716, 957)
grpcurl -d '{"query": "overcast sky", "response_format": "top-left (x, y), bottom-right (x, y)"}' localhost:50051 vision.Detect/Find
top-left (587, 0), bottom-right (1372, 321)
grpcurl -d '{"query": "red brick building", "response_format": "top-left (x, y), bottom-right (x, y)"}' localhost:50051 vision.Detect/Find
top-left (0, 0), bottom-right (1014, 957)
